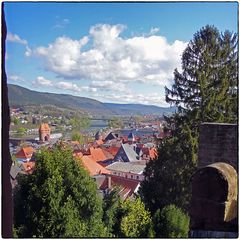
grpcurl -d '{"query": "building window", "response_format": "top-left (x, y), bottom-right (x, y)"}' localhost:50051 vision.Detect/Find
top-left (136, 176), bottom-right (139, 180)
top-left (131, 175), bottom-right (133, 179)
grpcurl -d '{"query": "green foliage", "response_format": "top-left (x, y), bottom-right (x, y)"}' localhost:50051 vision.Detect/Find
top-left (69, 116), bottom-right (90, 131)
top-left (102, 187), bottom-right (122, 237)
top-left (102, 194), bottom-right (154, 238)
top-left (140, 25), bottom-right (238, 214)
top-left (140, 114), bottom-right (197, 212)
top-left (16, 127), bottom-right (27, 136)
top-left (153, 205), bottom-right (189, 238)
top-left (11, 117), bottom-right (20, 125)
top-left (166, 25), bottom-right (238, 124)
top-left (119, 198), bottom-right (154, 238)
top-left (71, 132), bottom-right (84, 144)
top-left (13, 144), bottom-right (106, 238)
top-left (108, 117), bottom-right (124, 129)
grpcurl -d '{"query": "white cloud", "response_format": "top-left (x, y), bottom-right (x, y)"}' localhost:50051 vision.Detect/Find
top-left (7, 33), bottom-right (28, 45)
top-left (35, 76), bottom-right (96, 93)
top-left (94, 92), bottom-right (168, 107)
top-left (25, 46), bottom-right (32, 57)
top-left (90, 80), bottom-right (129, 92)
top-left (56, 81), bottom-right (81, 92)
top-left (31, 24), bottom-right (187, 88)
top-left (149, 27), bottom-right (160, 35)
top-left (8, 75), bottom-right (24, 82)
top-left (36, 76), bottom-right (53, 87)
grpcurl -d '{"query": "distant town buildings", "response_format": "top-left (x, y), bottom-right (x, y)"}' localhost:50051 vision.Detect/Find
top-left (10, 116), bottom-right (169, 199)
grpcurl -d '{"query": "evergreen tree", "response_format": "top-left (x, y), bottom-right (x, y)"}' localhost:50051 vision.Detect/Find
top-left (153, 205), bottom-right (189, 238)
top-left (102, 187), bottom-right (122, 237)
top-left (13, 144), bottom-right (107, 238)
top-left (166, 25), bottom-right (238, 123)
top-left (140, 25), bottom-right (238, 213)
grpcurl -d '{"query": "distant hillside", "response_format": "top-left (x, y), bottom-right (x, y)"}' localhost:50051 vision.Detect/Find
top-left (8, 84), bottom-right (176, 116)
top-left (8, 84), bottom-right (113, 116)
top-left (104, 103), bottom-right (176, 115)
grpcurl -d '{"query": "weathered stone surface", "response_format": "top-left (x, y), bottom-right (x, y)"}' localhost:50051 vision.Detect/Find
top-left (190, 162), bottom-right (238, 232)
top-left (198, 123), bottom-right (238, 171)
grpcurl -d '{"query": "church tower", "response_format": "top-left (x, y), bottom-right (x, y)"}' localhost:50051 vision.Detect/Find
top-left (39, 123), bottom-right (51, 142)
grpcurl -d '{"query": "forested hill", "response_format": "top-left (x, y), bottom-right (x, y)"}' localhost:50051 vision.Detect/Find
top-left (8, 84), bottom-right (176, 116)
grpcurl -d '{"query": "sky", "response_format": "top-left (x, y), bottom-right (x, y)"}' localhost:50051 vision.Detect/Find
top-left (4, 1), bottom-right (238, 107)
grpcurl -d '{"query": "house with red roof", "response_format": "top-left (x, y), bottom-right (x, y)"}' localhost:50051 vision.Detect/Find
top-left (95, 161), bottom-right (146, 200)
top-left (15, 146), bottom-right (35, 162)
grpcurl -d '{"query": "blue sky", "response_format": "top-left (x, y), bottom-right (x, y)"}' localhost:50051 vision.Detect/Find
top-left (4, 1), bottom-right (238, 107)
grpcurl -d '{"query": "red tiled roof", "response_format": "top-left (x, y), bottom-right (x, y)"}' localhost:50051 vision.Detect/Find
top-left (102, 149), bottom-right (114, 159)
top-left (142, 147), bottom-right (157, 159)
top-left (97, 175), bottom-right (140, 200)
top-left (104, 146), bottom-right (120, 156)
top-left (21, 161), bottom-right (35, 173)
top-left (76, 156), bottom-right (110, 176)
top-left (95, 139), bottom-right (104, 146)
top-left (16, 146), bottom-right (35, 159)
top-left (110, 175), bottom-right (140, 200)
top-left (88, 147), bottom-right (108, 162)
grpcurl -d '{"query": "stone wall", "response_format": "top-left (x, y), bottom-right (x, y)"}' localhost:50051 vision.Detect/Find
top-left (198, 123), bottom-right (238, 171)
top-left (190, 123), bottom-right (238, 236)
top-left (190, 163), bottom-right (238, 232)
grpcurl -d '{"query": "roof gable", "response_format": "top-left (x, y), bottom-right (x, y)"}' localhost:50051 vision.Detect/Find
top-left (16, 146), bottom-right (35, 159)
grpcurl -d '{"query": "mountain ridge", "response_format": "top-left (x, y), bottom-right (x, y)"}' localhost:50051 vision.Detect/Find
top-left (8, 84), bottom-right (176, 116)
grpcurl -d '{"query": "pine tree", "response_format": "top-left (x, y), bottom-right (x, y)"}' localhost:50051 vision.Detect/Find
top-left (140, 25), bottom-right (238, 213)
top-left (166, 25), bottom-right (238, 123)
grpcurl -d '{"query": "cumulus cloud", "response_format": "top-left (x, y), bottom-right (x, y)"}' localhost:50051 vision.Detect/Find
top-left (94, 92), bottom-right (168, 107)
top-left (30, 24), bottom-right (187, 87)
top-left (35, 76), bottom-right (96, 93)
top-left (90, 80), bottom-right (129, 92)
top-left (8, 75), bottom-right (24, 82)
top-left (36, 76), bottom-right (53, 86)
top-left (7, 33), bottom-right (28, 45)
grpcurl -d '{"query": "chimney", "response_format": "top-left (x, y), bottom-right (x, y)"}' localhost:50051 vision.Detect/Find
top-left (107, 175), bottom-right (111, 189)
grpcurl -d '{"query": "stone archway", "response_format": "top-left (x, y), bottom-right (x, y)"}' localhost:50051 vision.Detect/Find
top-left (190, 162), bottom-right (237, 233)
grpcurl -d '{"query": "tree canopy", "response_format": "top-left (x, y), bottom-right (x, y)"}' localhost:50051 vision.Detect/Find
top-left (108, 117), bottom-right (124, 129)
top-left (140, 25), bottom-right (238, 213)
top-left (153, 205), bottom-right (189, 238)
top-left (69, 116), bottom-right (90, 131)
top-left (119, 198), bottom-right (154, 238)
top-left (102, 191), bottom-right (154, 238)
top-left (13, 144), bottom-right (106, 238)
top-left (166, 25), bottom-right (238, 124)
